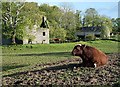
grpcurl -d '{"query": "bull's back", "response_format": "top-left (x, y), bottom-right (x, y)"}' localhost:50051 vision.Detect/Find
top-left (92, 47), bottom-right (108, 66)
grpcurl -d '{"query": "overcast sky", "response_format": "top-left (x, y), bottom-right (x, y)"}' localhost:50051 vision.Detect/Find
top-left (26, 0), bottom-right (119, 18)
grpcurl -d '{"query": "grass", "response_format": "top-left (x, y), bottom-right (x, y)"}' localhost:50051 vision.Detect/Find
top-left (2, 40), bottom-right (119, 76)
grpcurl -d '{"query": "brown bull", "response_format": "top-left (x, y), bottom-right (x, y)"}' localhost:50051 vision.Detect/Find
top-left (72, 44), bottom-right (108, 67)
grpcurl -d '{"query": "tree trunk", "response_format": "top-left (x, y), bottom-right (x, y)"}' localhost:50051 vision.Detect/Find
top-left (11, 30), bottom-right (16, 44)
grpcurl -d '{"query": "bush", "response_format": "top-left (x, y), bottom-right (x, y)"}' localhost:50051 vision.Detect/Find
top-left (85, 33), bottom-right (96, 41)
top-left (50, 27), bottom-right (67, 41)
top-left (100, 25), bottom-right (111, 39)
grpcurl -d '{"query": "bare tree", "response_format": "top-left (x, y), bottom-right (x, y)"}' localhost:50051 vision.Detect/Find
top-left (2, 1), bottom-right (25, 44)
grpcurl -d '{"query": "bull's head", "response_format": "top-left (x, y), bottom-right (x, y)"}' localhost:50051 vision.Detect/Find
top-left (72, 44), bottom-right (86, 56)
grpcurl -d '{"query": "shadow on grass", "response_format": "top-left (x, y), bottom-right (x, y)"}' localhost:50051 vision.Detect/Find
top-left (4, 62), bottom-right (88, 77)
top-left (40, 63), bottom-right (83, 71)
top-left (3, 51), bottom-right (113, 57)
top-left (2, 64), bottom-right (28, 71)
top-left (3, 52), bottom-right (71, 57)
top-left (17, 52), bottom-right (70, 57)
top-left (102, 39), bottom-right (120, 42)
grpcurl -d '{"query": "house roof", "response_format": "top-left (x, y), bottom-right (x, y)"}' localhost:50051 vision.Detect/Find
top-left (80, 26), bottom-right (101, 32)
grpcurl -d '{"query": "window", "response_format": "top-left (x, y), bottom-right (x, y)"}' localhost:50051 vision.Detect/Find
top-left (43, 32), bottom-right (45, 36)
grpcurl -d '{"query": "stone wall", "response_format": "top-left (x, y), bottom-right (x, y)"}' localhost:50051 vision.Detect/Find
top-left (23, 27), bottom-right (49, 44)
top-left (32, 28), bottom-right (49, 44)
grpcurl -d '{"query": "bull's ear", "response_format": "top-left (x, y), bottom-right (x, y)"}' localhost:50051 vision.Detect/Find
top-left (82, 44), bottom-right (86, 49)
top-left (82, 44), bottom-right (86, 47)
top-left (83, 44), bottom-right (85, 46)
top-left (77, 46), bottom-right (81, 50)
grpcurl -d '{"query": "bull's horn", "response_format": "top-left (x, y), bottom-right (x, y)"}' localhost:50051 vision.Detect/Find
top-left (77, 44), bottom-right (82, 46)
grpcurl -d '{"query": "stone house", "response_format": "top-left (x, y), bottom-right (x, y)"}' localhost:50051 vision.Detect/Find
top-left (75, 26), bottom-right (101, 40)
top-left (23, 25), bottom-right (49, 44)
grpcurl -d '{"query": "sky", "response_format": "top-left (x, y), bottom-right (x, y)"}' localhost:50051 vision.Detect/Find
top-left (26, 0), bottom-right (119, 18)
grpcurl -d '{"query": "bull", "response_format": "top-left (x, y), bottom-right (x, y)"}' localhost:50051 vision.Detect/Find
top-left (72, 44), bottom-right (108, 67)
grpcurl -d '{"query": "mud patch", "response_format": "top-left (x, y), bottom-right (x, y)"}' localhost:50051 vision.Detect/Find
top-left (2, 53), bottom-right (120, 86)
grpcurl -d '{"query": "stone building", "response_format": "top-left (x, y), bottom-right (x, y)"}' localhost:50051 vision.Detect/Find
top-left (75, 26), bottom-right (101, 40)
top-left (2, 16), bottom-right (49, 45)
top-left (23, 25), bottom-right (49, 44)
top-left (23, 16), bottom-right (49, 44)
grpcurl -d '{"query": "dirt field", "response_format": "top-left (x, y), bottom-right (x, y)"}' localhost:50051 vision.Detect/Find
top-left (2, 53), bottom-right (120, 86)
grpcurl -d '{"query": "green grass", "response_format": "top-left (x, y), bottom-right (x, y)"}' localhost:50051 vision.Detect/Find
top-left (2, 40), bottom-right (119, 76)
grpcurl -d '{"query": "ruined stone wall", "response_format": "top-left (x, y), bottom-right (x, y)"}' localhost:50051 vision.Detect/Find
top-left (23, 25), bottom-right (49, 44)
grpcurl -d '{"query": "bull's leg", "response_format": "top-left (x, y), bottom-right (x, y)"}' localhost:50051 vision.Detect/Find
top-left (94, 63), bottom-right (97, 67)
top-left (82, 60), bottom-right (95, 67)
top-left (86, 62), bottom-right (94, 67)
top-left (81, 58), bottom-right (94, 67)
top-left (81, 59), bottom-right (87, 67)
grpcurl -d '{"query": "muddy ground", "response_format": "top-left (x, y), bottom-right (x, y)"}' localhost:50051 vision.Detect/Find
top-left (2, 53), bottom-right (120, 86)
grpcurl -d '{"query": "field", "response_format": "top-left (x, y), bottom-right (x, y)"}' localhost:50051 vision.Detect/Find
top-left (2, 40), bottom-right (120, 85)
top-left (2, 40), bottom-right (118, 76)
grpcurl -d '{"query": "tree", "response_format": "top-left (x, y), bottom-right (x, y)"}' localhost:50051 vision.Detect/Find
top-left (100, 24), bottom-right (111, 39)
top-left (22, 2), bottom-right (44, 27)
top-left (2, 2), bottom-right (25, 44)
top-left (100, 15), bottom-right (113, 32)
top-left (59, 3), bottom-right (78, 40)
top-left (61, 11), bottom-right (77, 40)
top-left (112, 18), bottom-right (120, 33)
top-left (60, 2), bottom-right (73, 13)
top-left (50, 27), bottom-right (67, 41)
top-left (39, 4), bottom-right (62, 28)
top-left (100, 16), bottom-right (113, 39)
top-left (75, 10), bottom-right (82, 30)
top-left (84, 8), bottom-right (98, 27)
top-left (116, 18), bottom-right (120, 32)
top-left (2, 2), bottom-right (44, 44)
top-left (99, 16), bottom-right (113, 39)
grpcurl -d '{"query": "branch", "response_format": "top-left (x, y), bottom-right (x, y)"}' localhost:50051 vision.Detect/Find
top-left (2, 15), bottom-right (9, 21)
top-left (18, 3), bottom-right (25, 11)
